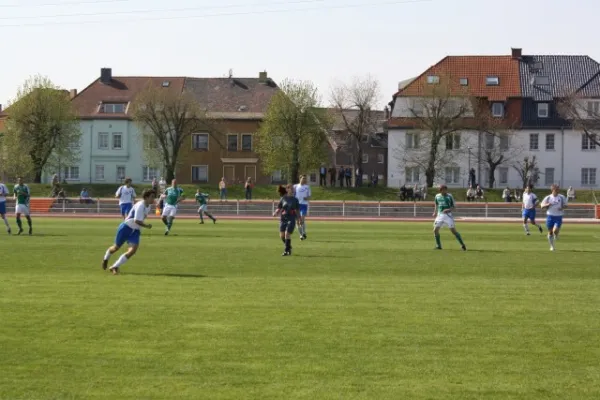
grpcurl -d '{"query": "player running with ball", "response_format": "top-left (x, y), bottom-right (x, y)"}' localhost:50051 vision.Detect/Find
top-left (102, 189), bottom-right (156, 275)
top-left (161, 179), bottom-right (184, 235)
top-left (432, 185), bottom-right (466, 251)
top-left (540, 183), bottom-right (568, 251)
top-left (273, 184), bottom-right (300, 256)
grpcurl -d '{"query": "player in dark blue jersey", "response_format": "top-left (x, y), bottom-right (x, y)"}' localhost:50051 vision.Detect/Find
top-left (273, 184), bottom-right (300, 256)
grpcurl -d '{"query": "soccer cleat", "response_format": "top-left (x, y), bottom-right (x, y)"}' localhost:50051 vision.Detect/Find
top-left (538, 225), bottom-right (543, 234)
top-left (434, 246), bottom-right (442, 250)
top-left (526, 232), bottom-right (531, 236)
top-left (282, 251), bottom-right (291, 256)
top-left (199, 221), bottom-right (204, 224)
top-left (102, 260), bottom-right (108, 270)
top-left (461, 245), bottom-right (467, 251)
top-left (550, 246), bottom-right (555, 252)
top-left (17, 228), bottom-right (23, 235)
top-left (110, 267), bottom-right (120, 275)
top-left (300, 236), bottom-right (305, 241)
top-left (303, 234), bottom-right (307, 240)
top-left (213, 219), bottom-right (216, 224)
top-left (28, 227), bottom-right (32, 235)
top-left (6, 229), bottom-right (10, 235)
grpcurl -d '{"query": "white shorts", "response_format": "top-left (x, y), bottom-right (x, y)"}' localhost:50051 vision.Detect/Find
top-left (15, 204), bottom-right (30, 215)
top-left (162, 204), bottom-right (177, 218)
top-left (434, 213), bottom-right (455, 229)
top-left (198, 204), bottom-right (207, 213)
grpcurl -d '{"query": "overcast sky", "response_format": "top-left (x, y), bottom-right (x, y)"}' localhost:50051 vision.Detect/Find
top-left (1, 0), bottom-right (597, 109)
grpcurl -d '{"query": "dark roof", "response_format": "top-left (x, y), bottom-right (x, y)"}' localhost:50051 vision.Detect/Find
top-left (518, 55), bottom-right (600, 101)
top-left (370, 132), bottom-right (388, 148)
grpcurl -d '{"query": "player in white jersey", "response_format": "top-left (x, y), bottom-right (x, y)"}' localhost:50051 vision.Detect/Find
top-left (540, 183), bottom-right (568, 251)
top-left (521, 185), bottom-right (543, 235)
top-left (293, 175), bottom-right (311, 240)
top-left (102, 189), bottom-right (155, 274)
top-left (0, 181), bottom-right (11, 234)
top-left (115, 178), bottom-right (137, 219)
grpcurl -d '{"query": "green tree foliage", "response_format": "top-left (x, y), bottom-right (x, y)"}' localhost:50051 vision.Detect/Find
top-left (255, 80), bottom-right (331, 183)
top-left (2, 75), bottom-right (80, 183)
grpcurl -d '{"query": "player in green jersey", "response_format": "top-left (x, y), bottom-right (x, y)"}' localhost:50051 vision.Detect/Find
top-left (432, 184), bottom-right (466, 250)
top-left (160, 179), bottom-right (184, 235)
top-left (13, 177), bottom-right (32, 235)
top-left (195, 189), bottom-right (216, 224)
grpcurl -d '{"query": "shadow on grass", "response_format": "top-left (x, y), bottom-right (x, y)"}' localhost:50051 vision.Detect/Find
top-left (24, 233), bottom-right (68, 237)
top-left (296, 254), bottom-right (354, 258)
top-left (127, 272), bottom-right (214, 278)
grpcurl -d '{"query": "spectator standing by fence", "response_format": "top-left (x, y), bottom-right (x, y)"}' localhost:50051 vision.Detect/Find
top-left (219, 178), bottom-right (227, 200)
top-left (245, 178), bottom-right (253, 200)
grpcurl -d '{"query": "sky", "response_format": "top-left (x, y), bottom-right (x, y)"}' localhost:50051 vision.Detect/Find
top-left (1, 0), bottom-right (598, 109)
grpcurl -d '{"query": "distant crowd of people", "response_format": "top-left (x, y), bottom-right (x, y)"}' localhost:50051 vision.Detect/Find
top-left (317, 165), bottom-right (380, 188)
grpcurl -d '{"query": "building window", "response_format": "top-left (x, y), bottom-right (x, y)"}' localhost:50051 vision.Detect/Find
top-left (499, 167), bottom-right (508, 184)
top-left (406, 132), bottom-right (420, 149)
top-left (499, 134), bottom-right (509, 151)
top-left (445, 133), bottom-right (460, 150)
top-left (582, 133), bottom-right (597, 150)
top-left (362, 154), bottom-right (368, 163)
top-left (241, 134), bottom-right (252, 151)
top-left (192, 133), bottom-right (209, 150)
top-left (537, 103), bottom-right (549, 118)
top-left (361, 134), bottom-right (369, 143)
top-left (485, 133), bottom-right (495, 150)
top-left (112, 133), bottom-right (123, 150)
top-left (587, 101), bottom-right (600, 117)
top-left (544, 168), bottom-right (555, 186)
top-left (100, 103), bottom-right (126, 113)
top-left (581, 168), bottom-right (597, 186)
top-left (191, 165), bottom-right (208, 182)
top-left (492, 102), bottom-right (504, 117)
top-left (460, 78), bottom-right (468, 86)
top-left (271, 170), bottom-right (286, 183)
top-left (309, 173), bottom-right (317, 183)
top-left (95, 165), bottom-right (105, 181)
top-left (116, 165), bottom-right (126, 181)
top-left (98, 132), bottom-right (109, 149)
top-left (63, 166), bottom-right (79, 180)
top-left (377, 153), bottom-right (384, 164)
top-left (427, 75), bottom-right (439, 84)
top-left (227, 134), bottom-right (238, 151)
top-left (142, 166), bottom-right (158, 181)
top-left (143, 135), bottom-right (159, 150)
top-left (534, 76), bottom-right (550, 85)
top-left (405, 166), bottom-right (420, 183)
top-left (529, 133), bottom-right (539, 150)
top-left (444, 167), bottom-right (460, 184)
top-left (486, 76), bottom-right (499, 85)
top-left (545, 133), bottom-right (555, 150)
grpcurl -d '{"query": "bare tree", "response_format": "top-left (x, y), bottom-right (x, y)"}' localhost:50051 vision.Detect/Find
top-left (512, 155), bottom-right (540, 188)
top-left (558, 94), bottom-right (600, 147)
top-left (330, 75), bottom-right (381, 186)
top-left (393, 74), bottom-right (473, 187)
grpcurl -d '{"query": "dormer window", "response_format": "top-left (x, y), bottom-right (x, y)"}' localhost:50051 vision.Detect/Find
top-left (534, 76), bottom-right (550, 85)
top-left (427, 75), bottom-right (439, 84)
top-left (486, 76), bottom-right (499, 85)
top-left (532, 62), bottom-right (543, 71)
top-left (459, 78), bottom-right (468, 86)
top-left (162, 81), bottom-right (170, 87)
top-left (491, 102), bottom-right (504, 117)
top-left (537, 103), bottom-right (549, 118)
top-left (100, 103), bottom-right (127, 113)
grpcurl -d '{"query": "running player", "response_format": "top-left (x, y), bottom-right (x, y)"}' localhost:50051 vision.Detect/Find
top-left (115, 178), bottom-right (136, 219)
top-left (432, 184), bottom-right (466, 250)
top-left (195, 189), bottom-right (216, 224)
top-left (0, 180), bottom-right (11, 234)
top-left (293, 175), bottom-right (311, 240)
top-left (540, 183), bottom-right (568, 251)
top-left (521, 185), bottom-right (543, 235)
top-left (102, 189), bottom-right (156, 274)
top-left (161, 179), bottom-right (184, 235)
top-left (273, 184), bottom-right (300, 256)
top-left (13, 178), bottom-right (32, 235)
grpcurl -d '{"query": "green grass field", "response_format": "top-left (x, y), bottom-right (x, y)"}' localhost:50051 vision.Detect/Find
top-left (2, 219), bottom-right (600, 399)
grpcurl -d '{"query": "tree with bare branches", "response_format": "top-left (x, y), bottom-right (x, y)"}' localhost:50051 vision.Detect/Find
top-left (132, 85), bottom-right (222, 182)
top-left (330, 75), bottom-right (381, 186)
top-left (558, 95), bottom-right (600, 147)
top-left (512, 155), bottom-right (540, 188)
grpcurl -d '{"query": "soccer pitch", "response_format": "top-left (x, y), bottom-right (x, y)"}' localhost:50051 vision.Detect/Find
top-left (2, 219), bottom-right (600, 400)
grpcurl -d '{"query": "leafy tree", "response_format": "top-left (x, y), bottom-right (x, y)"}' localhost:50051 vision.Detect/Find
top-left (255, 79), bottom-right (331, 183)
top-left (2, 75), bottom-right (80, 183)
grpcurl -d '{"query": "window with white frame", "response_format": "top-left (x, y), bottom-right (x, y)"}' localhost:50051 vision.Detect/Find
top-left (499, 167), bottom-right (508, 184)
top-left (492, 102), bottom-right (504, 117)
top-left (445, 133), bottom-right (460, 150)
top-left (271, 170), bottom-right (286, 183)
top-left (95, 164), bottom-right (105, 181)
top-left (537, 103), bottom-right (549, 118)
top-left (116, 165), bottom-right (126, 180)
top-left (142, 166), bottom-right (159, 181)
top-left (241, 134), bottom-right (252, 151)
top-left (581, 168), bottom-right (597, 186)
top-left (486, 76), bottom-right (499, 85)
top-left (227, 134), bottom-right (238, 151)
top-left (406, 132), bottom-right (420, 149)
top-left (529, 133), bottom-right (539, 150)
top-left (100, 103), bottom-right (126, 113)
top-left (582, 133), bottom-right (597, 150)
top-left (459, 78), bottom-right (468, 86)
top-left (544, 168), bottom-right (554, 186)
top-left (444, 167), bottom-right (460, 184)
top-left (377, 153), bottom-right (384, 164)
top-left (98, 132), bottom-right (109, 149)
top-left (499, 134), bottom-right (509, 151)
top-left (427, 75), bottom-right (439, 84)
top-left (362, 154), bottom-right (368, 163)
top-left (112, 133), bottom-right (123, 150)
top-left (192, 133), bottom-right (209, 150)
top-left (587, 101), bottom-right (600, 117)
top-left (405, 166), bottom-right (420, 183)
top-left (191, 165), bottom-right (208, 182)
top-left (63, 166), bottom-right (79, 180)
top-left (545, 133), bottom-right (555, 150)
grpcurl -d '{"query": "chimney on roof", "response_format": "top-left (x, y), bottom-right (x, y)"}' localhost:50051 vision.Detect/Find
top-left (100, 68), bottom-right (112, 84)
top-left (384, 106), bottom-right (390, 119)
top-left (0, 104), bottom-right (2, 113)
top-left (259, 71), bottom-right (268, 83)
top-left (511, 48), bottom-right (522, 59)
top-left (69, 89), bottom-right (77, 99)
